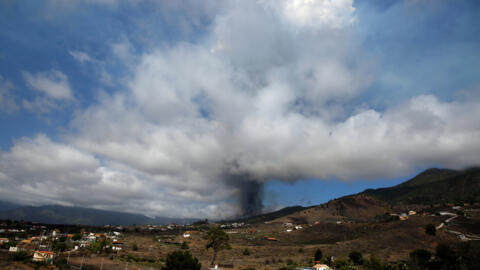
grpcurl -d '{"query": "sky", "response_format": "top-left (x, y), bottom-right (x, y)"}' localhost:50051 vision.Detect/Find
top-left (0, 0), bottom-right (479, 219)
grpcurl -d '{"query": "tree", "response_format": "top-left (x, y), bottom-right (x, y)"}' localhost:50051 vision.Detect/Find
top-left (161, 251), bottom-right (201, 270)
top-left (349, 251), bottom-right (363, 265)
top-left (72, 233), bottom-right (82, 241)
top-left (204, 227), bottom-right (231, 266)
top-left (243, 248), bottom-right (250, 256)
top-left (53, 241), bottom-right (68, 252)
top-left (181, 241), bottom-right (189, 250)
top-left (89, 239), bottom-right (107, 254)
top-left (58, 236), bottom-right (68, 242)
top-left (425, 224), bottom-right (436, 236)
top-left (314, 248), bottom-right (323, 262)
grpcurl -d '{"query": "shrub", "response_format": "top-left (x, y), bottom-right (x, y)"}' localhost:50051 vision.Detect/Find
top-left (161, 251), bottom-right (201, 270)
top-left (132, 242), bottom-right (138, 251)
top-left (425, 224), bottom-right (436, 236)
top-left (53, 241), bottom-right (68, 252)
top-left (409, 249), bottom-right (431, 269)
top-left (435, 244), bottom-right (457, 269)
top-left (12, 251), bottom-right (30, 262)
top-left (54, 255), bottom-right (69, 270)
top-left (243, 248), bottom-right (251, 256)
top-left (349, 251), bottom-right (363, 265)
top-left (333, 258), bottom-right (350, 269)
top-left (1, 240), bottom-right (17, 249)
top-left (322, 255), bottom-right (333, 265)
top-left (363, 255), bottom-right (382, 270)
top-left (181, 241), bottom-right (189, 250)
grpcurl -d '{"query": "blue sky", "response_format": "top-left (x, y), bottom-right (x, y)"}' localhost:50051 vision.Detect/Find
top-left (0, 0), bottom-right (479, 218)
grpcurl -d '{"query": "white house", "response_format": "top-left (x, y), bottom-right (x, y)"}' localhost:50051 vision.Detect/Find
top-left (33, 251), bottom-right (54, 263)
top-left (313, 264), bottom-right (332, 270)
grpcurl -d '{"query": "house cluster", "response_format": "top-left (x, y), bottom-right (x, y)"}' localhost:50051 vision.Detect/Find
top-left (0, 221), bottom-right (124, 264)
top-left (220, 222), bottom-right (246, 229)
top-left (284, 222), bottom-right (304, 232)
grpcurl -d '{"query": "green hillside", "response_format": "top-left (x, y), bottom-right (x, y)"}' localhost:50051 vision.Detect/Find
top-left (361, 168), bottom-right (480, 205)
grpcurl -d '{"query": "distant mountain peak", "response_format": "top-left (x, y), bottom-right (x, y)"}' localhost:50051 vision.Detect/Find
top-left (362, 167), bottom-right (479, 205)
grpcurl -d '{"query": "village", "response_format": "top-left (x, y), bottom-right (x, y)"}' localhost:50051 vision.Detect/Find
top-left (0, 200), bottom-right (478, 270)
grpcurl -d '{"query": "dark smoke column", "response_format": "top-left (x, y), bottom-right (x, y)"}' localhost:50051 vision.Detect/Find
top-left (224, 169), bottom-right (264, 217)
top-left (239, 180), bottom-right (263, 217)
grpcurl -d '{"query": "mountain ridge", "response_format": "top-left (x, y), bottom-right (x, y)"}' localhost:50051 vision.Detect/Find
top-left (0, 204), bottom-right (198, 226)
top-left (360, 167), bottom-right (480, 205)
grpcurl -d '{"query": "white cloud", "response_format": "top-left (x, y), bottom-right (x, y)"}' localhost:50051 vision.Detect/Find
top-left (0, 75), bottom-right (18, 113)
top-left (2, 0), bottom-right (479, 218)
top-left (69, 50), bottom-right (94, 63)
top-left (23, 70), bottom-right (73, 100)
top-left (282, 0), bottom-right (356, 29)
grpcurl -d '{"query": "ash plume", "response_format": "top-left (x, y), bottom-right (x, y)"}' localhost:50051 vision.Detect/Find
top-left (224, 169), bottom-right (264, 218)
top-left (238, 180), bottom-right (264, 217)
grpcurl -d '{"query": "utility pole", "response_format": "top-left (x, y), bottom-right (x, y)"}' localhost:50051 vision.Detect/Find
top-left (80, 255), bottom-right (85, 270)
top-left (100, 257), bottom-right (104, 270)
top-left (125, 261), bottom-right (129, 270)
top-left (66, 252), bottom-right (70, 264)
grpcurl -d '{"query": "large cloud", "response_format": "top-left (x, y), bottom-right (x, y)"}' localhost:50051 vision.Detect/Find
top-left (1, 0), bottom-right (479, 218)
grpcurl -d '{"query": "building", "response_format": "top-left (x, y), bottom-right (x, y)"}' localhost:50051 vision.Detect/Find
top-left (112, 241), bottom-right (124, 251)
top-left (313, 264), bottom-right (332, 270)
top-left (0, 238), bottom-right (9, 244)
top-left (33, 251), bottom-right (54, 263)
top-left (22, 239), bottom-right (33, 245)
